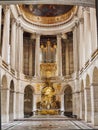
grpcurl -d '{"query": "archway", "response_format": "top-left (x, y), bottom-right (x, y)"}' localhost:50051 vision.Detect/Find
top-left (24, 85), bottom-right (33, 117)
top-left (9, 80), bottom-right (14, 121)
top-left (1, 75), bottom-right (8, 122)
top-left (64, 85), bottom-right (72, 117)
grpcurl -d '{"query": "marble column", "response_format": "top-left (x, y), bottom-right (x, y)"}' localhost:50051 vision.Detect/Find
top-left (18, 25), bottom-right (23, 74)
top-left (91, 83), bottom-right (98, 125)
top-left (35, 34), bottom-right (40, 77)
top-left (65, 41), bottom-right (70, 76)
top-left (84, 87), bottom-right (91, 122)
top-left (10, 19), bottom-right (16, 69)
top-left (73, 25), bottom-right (79, 75)
top-left (29, 41), bottom-right (33, 76)
top-left (79, 18), bottom-right (85, 68)
top-left (15, 23), bottom-right (19, 72)
top-left (57, 34), bottom-right (62, 76)
top-left (83, 7), bottom-right (92, 62)
top-left (90, 8), bottom-right (97, 53)
top-left (2, 5), bottom-right (10, 63)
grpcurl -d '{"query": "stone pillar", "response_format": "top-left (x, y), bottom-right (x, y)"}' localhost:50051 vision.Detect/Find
top-left (83, 7), bottom-right (92, 62)
top-left (73, 25), bottom-right (79, 75)
top-left (65, 41), bottom-right (70, 76)
top-left (18, 25), bottom-right (23, 74)
top-left (15, 23), bottom-right (19, 72)
top-left (15, 91), bottom-right (24, 119)
top-left (72, 92), bottom-right (76, 116)
top-left (80, 91), bottom-right (83, 119)
top-left (79, 18), bottom-right (85, 68)
top-left (2, 6), bottom-right (10, 63)
top-left (10, 19), bottom-right (16, 69)
top-left (90, 8), bottom-right (97, 53)
top-left (29, 41), bottom-right (33, 76)
top-left (57, 34), bottom-right (62, 76)
top-left (61, 94), bottom-right (64, 115)
top-left (32, 94), bottom-right (37, 115)
top-left (91, 83), bottom-right (98, 125)
top-left (1, 88), bottom-right (10, 123)
top-left (84, 87), bottom-right (91, 122)
top-left (13, 91), bottom-right (16, 119)
top-left (35, 34), bottom-right (40, 77)
top-left (73, 91), bottom-right (80, 119)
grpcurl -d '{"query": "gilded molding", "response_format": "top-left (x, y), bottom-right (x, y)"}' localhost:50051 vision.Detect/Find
top-left (18, 5), bottom-right (78, 25)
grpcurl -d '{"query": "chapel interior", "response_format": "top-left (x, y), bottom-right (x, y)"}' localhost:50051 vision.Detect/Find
top-left (0, 0), bottom-right (98, 129)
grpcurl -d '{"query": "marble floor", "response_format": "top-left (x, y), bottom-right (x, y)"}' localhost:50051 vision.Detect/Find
top-left (2, 116), bottom-right (96, 130)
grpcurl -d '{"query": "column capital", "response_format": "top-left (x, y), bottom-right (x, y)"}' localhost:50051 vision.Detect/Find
top-left (11, 18), bottom-right (16, 25)
top-left (79, 18), bottom-right (84, 24)
top-left (36, 33), bottom-right (40, 38)
top-left (57, 34), bottom-right (62, 39)
top-left (4, 5), bottom-right (10, 14)
top-left (82, 7), bottom-right (90, 13)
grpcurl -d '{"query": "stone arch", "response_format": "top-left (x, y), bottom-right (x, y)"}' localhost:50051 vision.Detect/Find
top-left (2, 75), bottom-right (7, 88)
top-left (93, 67), bottom-right (98, 83)
top-left (9, 80), bottom-right (14, 121)
top-left (64, 85), bottom-right (72, 117)
top-left (24, 85), bottom-right (33, 117)
top-left (85, 74), bottom-right (91, 122)
top-left (1, 75), bottom-right (9, 123)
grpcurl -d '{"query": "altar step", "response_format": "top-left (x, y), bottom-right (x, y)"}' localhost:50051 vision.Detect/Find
top-left (14, 115), bottom-right (77, 121)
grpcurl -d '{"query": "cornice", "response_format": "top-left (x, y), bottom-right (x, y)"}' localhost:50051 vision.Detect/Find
top-left (10, 5), bottom-right (79, 34)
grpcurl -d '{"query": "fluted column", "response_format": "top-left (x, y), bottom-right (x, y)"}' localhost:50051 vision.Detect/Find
top-left (65, 41), bottom-right (70, 76)
top-left (18, 25), bottom-right (23, 73)
top-left (2, 6), bottom-right (10, 63)
top-left (29, 41), bottom-right (33, 76)
top-left (79, 18), bottom-right (85, 68)
top-left (73, 25), bottom-right (79, 74)
top-left (15, 23), bottom-right (23, 74)
top-left (57, 34), bottom-right (62, 76)
top-left (90, 8), bottom-right (97, 53)
top-left (35, 34), bottom-right (40, 77)
top-left (10, 19), bottom-right (16, 69)
top-left (15, 23), bottom-right (19, 72)
top-left (83, 7), bottom-right (92, 62)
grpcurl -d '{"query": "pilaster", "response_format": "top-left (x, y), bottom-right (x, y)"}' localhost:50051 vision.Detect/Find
top-left (2, 5), bottom-right (10, 63)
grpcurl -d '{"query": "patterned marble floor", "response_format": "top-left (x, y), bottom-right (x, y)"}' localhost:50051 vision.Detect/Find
top-left (2, 116), bottom-right (95, 130)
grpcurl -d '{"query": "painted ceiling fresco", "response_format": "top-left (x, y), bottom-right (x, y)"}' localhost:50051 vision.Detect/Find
top-left (23, 5), bottom-right (73, 17)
